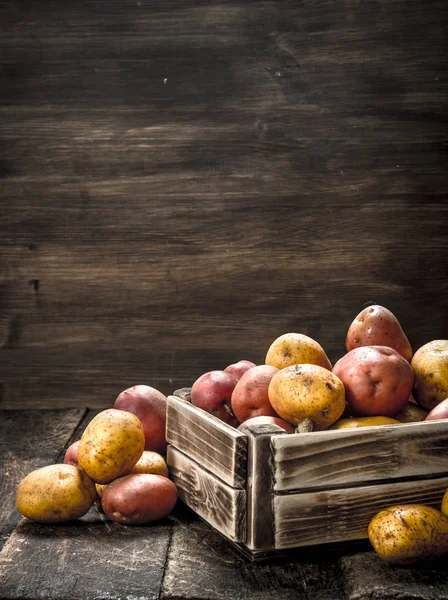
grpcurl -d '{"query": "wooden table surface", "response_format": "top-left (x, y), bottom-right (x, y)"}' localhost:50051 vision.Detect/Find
top-left (1, 409), bottom-right (447, 600)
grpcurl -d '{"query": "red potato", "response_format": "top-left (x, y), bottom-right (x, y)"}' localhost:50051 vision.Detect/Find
top-left (101, 474), bottom-right (177, 525)
top-left (346, 305), bottom-right (413, 361)
top-left (224, 360), bottom-right (256, 380)
top-left (114, 385), bottom-right (167, 454)
top-left (333, 346), bottom-right (414, 417)
top-left (237, 415), bottom-right (295, 433)
top-left (191, 370), bottom-right (238, 425)
top-left (63, 440), bottom-right (80, 467)
top-left (425, 398), bottom-right (448, 421)
top-left (231, 365), bottom-right (279, 423)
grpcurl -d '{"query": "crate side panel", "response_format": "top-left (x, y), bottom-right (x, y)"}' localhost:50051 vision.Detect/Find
top-left (167, 446), bottom-right (246, 543)
top-left (274, 475), bottom-right (448, 549)
top-left (272, 420), bottom-right (448, 492)
top-left (166, 395), bottom-right (247, 488)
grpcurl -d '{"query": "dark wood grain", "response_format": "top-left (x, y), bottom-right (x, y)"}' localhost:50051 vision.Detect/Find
top-left (1, 0), bottom-right (448, 408)
top-left (0, 409), bottom-right (85, 550)
top-left (166, 395), bottom-right (247, 488)
top-left (272, 419), bottom-right (448, 492)
top-left (167, 446), bottom-right (246, 542)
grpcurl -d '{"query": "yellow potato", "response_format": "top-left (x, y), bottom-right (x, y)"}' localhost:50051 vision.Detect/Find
top-left (393, 401), bottom-right (428, 423)
top-left (368, 504), bottom-right (448, 565)
top-left (265, 333), bottom-right (332, 371)
top-left (268, 364), bottom-right (345, 430)
top-left (79, 409), bottom-right (145, 484)
top-left (442, 490), bottom-right (448, 518)
top-left (16, 464), bottom-right (96, 523)
top-left (330, 417), bottom-right (400, 429)
top-left (411, 340), bottom-right (448, 411)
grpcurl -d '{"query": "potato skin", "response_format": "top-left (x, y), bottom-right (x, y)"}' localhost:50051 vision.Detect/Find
top-left (231, 365), bottom-right (279, 423)
top-left (394, 401), bottom-right (428, 423)
top-left (79, 409), bottom-right (145, 484)
top-left (224, 360), bottom-right (256, 380)
top-left (411, 340), bottom-right (448, 411)
top-left (333, 346), bottom-right (414, 417)
top-left (191, 370), bottom-right (239, 425)
top-left (114, 385), bottom-right (168, 453)
top-left (268, 364), bottom-right (345, 429)
top-left (16, 464), bottom-right (96, 523)
top-left (265, 333), bottom-right (332, 371)
top-left (237, 415), bottom-right (295, 433)
top-left (63, 440), bottom-right (81, 467)
top-left (442, 490), bottom-right (448, 517)
top-left (329, 416), bottom-right (400, 429)
top-left (346, 305), bottom-right (412, 361)
top-left (101, 474), bottom-right (177, 525)
top-left (425, 398), bottom-right (448, 421)
top-left (368, 504), bottom-right (448, 565)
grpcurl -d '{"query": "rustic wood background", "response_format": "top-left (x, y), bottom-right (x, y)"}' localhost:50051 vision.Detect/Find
top-left (0, 0), bottom-right (447, 409)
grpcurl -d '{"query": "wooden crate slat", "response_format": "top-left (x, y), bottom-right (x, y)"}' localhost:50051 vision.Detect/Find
top-left (166, 395), bottom-right (247, 488)
top-left (167, 446), bottom-right (246, 543)
top-left (274, 475), bottom-right (448, 549)
top-left (272, 419), bottom-right (448, 492)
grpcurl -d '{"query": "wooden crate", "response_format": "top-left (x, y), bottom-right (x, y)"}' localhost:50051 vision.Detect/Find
top-left (166, 393), bottom-right (448, 559)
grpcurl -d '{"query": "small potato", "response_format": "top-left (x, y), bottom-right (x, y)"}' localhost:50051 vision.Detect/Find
top-left (394, 401), bottom-right (428, 423)
top-left (101, 474), bottom-right (177, 525)
top-left (330, 417), bottom-right (400, 429)
top-left (114, 385), bottom-right (168, 453)
top-left (16, 464), bottom-right (96, 523)
top-left (224, 360), bottom-right (256, 380)
top-left (63, 440), bottom-right (81, 467)
top-left (368, 504), bottom-right (448, 565)
top-left (426, 398), bottom-right (448, 421)
top-left (333, 346), bottom-right (414, 417)
top-left (79, 409), bottom-right (145, 484)
top-left (411, 340), bottom-right (448, 411)
top-left (265, 333), bottom-right (332, 371)
top-left (268, 364), bottom-right (345, 430)
top-left (231, 365), bottom-right (279, 423)
top-left (237, 415), bottom-right (295, 433)
top-left (346, 305), bottom-right (412, 361)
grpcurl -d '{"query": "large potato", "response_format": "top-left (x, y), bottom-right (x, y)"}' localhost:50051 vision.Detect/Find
top-left (368, 504), bottom-right (448, 565)
top-left (333, 346), bottom-right (413, 417)
top-left (346, 305), bottom-right (412, 361)
top-left (16, 464), bottom-right (96, 523)
top-left (268, 364), bottom-right (345, 430)
top-left (265, 333), bottom-right (332, 371)
top-left (411, 340), bottom-right (448, 411)
top-left (79, 409), bottom-right (145, 484)
top-left (101, 474), bottom-right (177, 525)
top-left (191, 370), bottom-right (238, 425)
top-left (114, 385), bottom-right (168, 453)
top-left (329, 417), bottom-right (400, 429)
top-left (231, 365), bottom-right (279, 423)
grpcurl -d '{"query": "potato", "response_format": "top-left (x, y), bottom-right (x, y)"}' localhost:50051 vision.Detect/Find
top-left (231, 365), bottom-right (279, 423)
top-left (63, 440), bottom-right (81, 467)
top-left (101, 474), bottom-right (177, 525)
top-left (333, 346), bottom-right (414, 417)
top-left (265, 333), bottom-right (332, 371)
top-left (426, 398), bottom-right (448, 421)
top-left (114, 385), bottom-right (168, 453)
top-left (191, 370), bottom-right (238, 425)
top-left (411, 340), bottom-right (448, 411)
top-left (237, 415), bottom-right (295, 433)
top-left (329, 416), bottom-right (400, 429)
top-left (346, 305), bottom-right (412, 361)
top-left (442, 490), bottom-right (448, 517)
top-left (16, 464), bottom-right (96, 523)
top-left (94, 452), bottom-right (168, 498)
top-left (78, 409), bottom-right (145, 484)
top-left (268, 364), bottom-right (345, 430)
top-left (394, 401), bottom-right (428, 423)
top-left (224, 360), bottom-right (256, 380)
top-left (368, 504), bottom-right (448, 565)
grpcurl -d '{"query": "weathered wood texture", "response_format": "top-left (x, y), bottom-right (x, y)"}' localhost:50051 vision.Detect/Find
top-left (166, 395), bottom-right (247, 487)
top-left (167, 446), bottom-right (246, 542)
top-left (272, 419), bottom-right (448, 492)
top-left (1, 0), bottom-right (448, 409)
top-left (274, 476), bottom-right (448, 549)
top-left (0, 409), bottom-right (85, 550)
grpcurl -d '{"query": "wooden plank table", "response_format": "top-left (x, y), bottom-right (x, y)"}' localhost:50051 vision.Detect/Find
top-left (1, 409), bottom-right (447, 600)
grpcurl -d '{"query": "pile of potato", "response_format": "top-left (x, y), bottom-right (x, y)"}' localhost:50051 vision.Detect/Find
top-left (189, 304), bottom-right (448, 564)
top-left (16, 386), bottom-right (177, 526)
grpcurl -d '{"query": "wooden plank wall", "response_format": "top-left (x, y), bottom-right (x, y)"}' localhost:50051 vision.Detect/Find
top-left (1, 0), bottom-right (447, 408)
